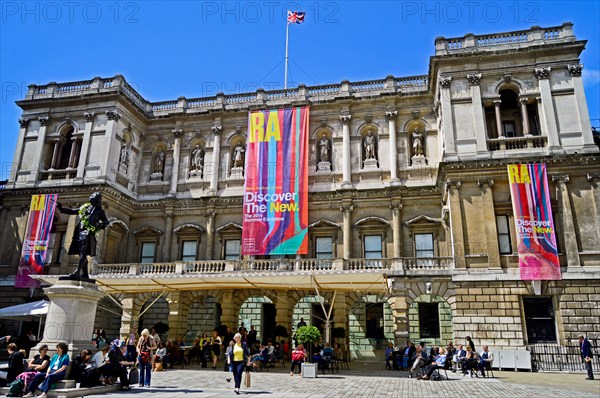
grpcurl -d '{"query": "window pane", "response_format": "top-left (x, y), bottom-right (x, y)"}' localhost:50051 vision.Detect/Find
top-left (140, 242), bottom-right (156, 263)
top-left (523, 297), bottom-right (557, 343)
top-left (225, 239), bottom-right (240, 260)
top-left (315, 237), bottom-right (333, 259)
top-left (182, 241), bottom-right (197, 261)
top-left (498, 235), bottom-right (512, 254)
top-left (364, 235), bottom-right (382, 259)
top-left (419, 303), bottom-right (440, 338)
top-left (415, 234), bottom-right (434, 257)
top-left (365, 303), bottom-right (384, 339)
top-left (496, 215), bottom-right (509, 234)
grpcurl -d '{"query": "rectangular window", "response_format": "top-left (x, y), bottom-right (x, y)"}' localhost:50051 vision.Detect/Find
top-left (496, 215), bottom-right (512, 254)
top-left (418, 303), bottom-right (440, 338)
top-left (503, 121), bottom-right (516, 137)
top-left (140, 242), bottom-right (156, 264)
top-left (181, 241), bottom-right (198, 262)
top-left (364, 235), bottom-right (383, 268)
top-left (523, 297), bottom-right (557, 343)
top-left (315, 237), bottom-right (333, 259)
top-left (225, 239), bottom-right (240, 260)
top-left (415, 233), bottom-right (434, 257)
top-left (365, 303), bottom-right (384, 339)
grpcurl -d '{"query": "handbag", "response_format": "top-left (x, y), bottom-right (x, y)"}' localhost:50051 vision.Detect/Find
top-left (128, 367), bottom-right (139, 385)
top-left (244, 370), bottom-right (251, 388)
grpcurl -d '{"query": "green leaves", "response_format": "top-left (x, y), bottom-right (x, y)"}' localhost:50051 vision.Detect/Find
top-left (295, 325), bottom-right (321, 345)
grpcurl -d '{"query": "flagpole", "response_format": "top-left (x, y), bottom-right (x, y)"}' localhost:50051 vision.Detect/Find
top-left (284, 22), bottom-right (289, 90)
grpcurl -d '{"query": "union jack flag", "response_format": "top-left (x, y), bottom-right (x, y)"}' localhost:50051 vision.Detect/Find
top-left (287, 11), bottom-right (305, 25)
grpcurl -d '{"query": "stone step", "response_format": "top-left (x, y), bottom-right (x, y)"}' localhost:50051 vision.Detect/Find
top-left (0, 383), bottom-right (121, 398)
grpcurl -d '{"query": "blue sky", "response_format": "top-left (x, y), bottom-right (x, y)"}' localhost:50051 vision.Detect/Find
top-left (1, 1), bottom-right (599, 180)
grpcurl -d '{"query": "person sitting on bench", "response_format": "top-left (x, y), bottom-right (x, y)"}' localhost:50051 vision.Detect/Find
top-left (23, 343), bottom-right (70, 398)
top-left (421, 348), bottom-right (447, 380)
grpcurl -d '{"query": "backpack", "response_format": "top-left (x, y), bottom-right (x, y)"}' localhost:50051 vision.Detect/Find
top-left (7, 378), bottom-right (24, 397)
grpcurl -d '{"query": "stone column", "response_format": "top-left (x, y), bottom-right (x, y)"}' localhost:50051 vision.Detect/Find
top-left (26, 116), bottom-right (49, 182)
top-left (331, 292), bottom-right (348, 350)
top-left (77, 112), bottom-right (94, 179)
top-left (169, 128), bottom-right (183, 196)
top-left (67, 136), bottom-right (81, 170)
top-left (447, 180), bottom-right (465, 268)
top-left (205, 210), bottom-right (216, 260)
top-left (275, 291), bottom-right (292, 338)
top-left (220, 290), bottom-right (237, 329)
top-left (119, 294), bottom-right (139, 339)
top-left (101, 110), bottom-right (121, 178)
top-left (438, 77), bottom-right (456, 157)
top-left (49, 138), bottom-right (61, 170)
top-left (386, 110), bottom-right (400, 186)
top-left (389, 292), bottom-right (409, 342)
top-left (167, 291), bottom-right (186, 340)
top-left (390, 201), bottom-right (403, 258)
top-left (209, 124), bottom-right (223, 194)
top-left (340, 115), bottom-right (352, 189)
top-left (552, 175), bottom-right (580, 268)
top-left (9, 118), bottom-right (29, 182)
top-left (162, 210), bottom-right (174, 262)
top-left (535, 67), bottom-right (560, 148)
top-left (479, 179), bottom-right (500, 269)
top-left (494, 100), bottom-right (504, 138)
top-left (519, 98), bottom-right (531, 136)
top-left (340, 204), bottom-right (353, 259)
top-left (567, 64), bottom-right (595, 147)
top-left (467, 74), bottom-right (487, 152)
top-left (33, 280), bottom-right (105, 357)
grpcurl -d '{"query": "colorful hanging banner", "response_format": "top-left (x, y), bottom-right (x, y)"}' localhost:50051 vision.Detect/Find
top-left (508, 164), bottom-right (561, 280)
top-left (242, 107), bottom-right (309, 255)
top-left (16, 194), bottom-right (58, 288)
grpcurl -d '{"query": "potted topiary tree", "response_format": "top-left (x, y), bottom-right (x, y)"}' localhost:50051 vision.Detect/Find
top-left (295, 325), bottom-right (321, 378)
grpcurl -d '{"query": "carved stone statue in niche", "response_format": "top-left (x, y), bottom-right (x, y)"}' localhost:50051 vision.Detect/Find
top-left (154, 151), bottom-right (165, 174)
top-left (318, 133), bottom-right (330, 163)
top-left (412, 127), bottom-right (425, 157)
top-left (119, 144), bottom-right (130, 174)
top-left (364, 131), bottom-right (377, 160)
top-left (190, 144), bottom-right (204, 175)
top-left (233, 142), bottom-right (245, 168)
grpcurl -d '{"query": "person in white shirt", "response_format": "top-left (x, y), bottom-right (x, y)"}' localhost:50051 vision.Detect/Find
top-left (477, 345), bottom-right (494, 377)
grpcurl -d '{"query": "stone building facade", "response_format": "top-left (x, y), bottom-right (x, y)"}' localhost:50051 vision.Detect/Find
top-left (0, 22), bottom-right (599, 359)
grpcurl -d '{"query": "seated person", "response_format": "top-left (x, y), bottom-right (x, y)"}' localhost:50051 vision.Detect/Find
top-left (461, 346), bottom-right (478, 376)
top-left (187, 337), bottom-right (201, 363)
top-left (68, 349), bottom-right (92, 385)
top-left (402, 341), bottom-right (416, 370)
top-left (106, 340), bottom-right (134, 391)
top-left (384, 342), bottom-right (394, 370)
top-left (23, 343), bottom-right (69, 398)
top-left (251, 344), bottom-right (269, 369)
top-left (272, 343), bottom-right (284, 362)
top-left (409, 345), bottom-right (428, 378)
top-left (452, 344), bottom-right (466, 372)
top-left (168, 340), bottom-right (182, 368)
top-left (421, 348), bottom-right (447, 380)
top-left (154, 342), bottom-right (168, 370)
top-left (81, 343), bottom-right (110, 387)
top-left (0, 343), bottom-right (25, 387)
top-left (477, 345), bottom-right (494, 377)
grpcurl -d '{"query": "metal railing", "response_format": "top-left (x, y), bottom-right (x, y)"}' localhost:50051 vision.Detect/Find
top-left (529, 337), bottom-right (600, 372)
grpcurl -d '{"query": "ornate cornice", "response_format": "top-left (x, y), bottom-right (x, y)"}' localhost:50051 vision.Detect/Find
top-left (534, 67), bottom-right (551, 80)
top-left (466, 73), bottom-right (481, 86)
top-left (566, 64), bottom-right (583, 77)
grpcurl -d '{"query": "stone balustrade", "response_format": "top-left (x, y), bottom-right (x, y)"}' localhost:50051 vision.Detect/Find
top-left (435, 22), bottom-right (575, 55)
top-left (487, 135), bottom-right (548, 152)
top-left (92, 257), bottom-right (454, 276)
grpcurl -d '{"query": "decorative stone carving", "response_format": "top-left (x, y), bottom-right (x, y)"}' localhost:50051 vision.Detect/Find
top-left (339, 204), bottom-right (354, 213)
top-left (318, 133), bottom-right (330, 163)
top-left (411, 110), bottom-right (420, 120)
top-left (173, 128), bottom-right (184, 139)
top-left (150, 151), bottom-right (165, 181)
top-left (503, 72), bottom-right (512, 83)
top-left (466, 73), bottom-right (481, 86)
top-left (339, 115), bottom-right (351, 124)
top-left (364, 131), bottom-right (376, 160)
top-left (38, 116), bottom-right (49, 126)
top-left (106, 110), bottom-right (121, 121)
top-left (586, 173), bottom-right (600, 182)
top-left (190, 145), bottom-right (205, 177)
top-left (411, 127), bottom-right (425, 157)
top-left (385, 110), bottom-right (397, 121)
top-left (212, 124), bottom-right (223, 135)
top-left (118, 143), bottom-right (130, 174)
top-left (439, 76), bottom-right (452, 88)
top-left (18, 118), bottom-right (29, 128)
top-left (232, 142), bottom-right (246, 168)
top-left (566, 64), bottom-right (583, 77)
top-left (551, 175), bottom-right (570, 184)
top-left (477, 178), bottom-right (495, 187)
top-left (84, 112), bottom-right (95, 122)
top-left (447, 179), bottom-right (462, 189)
top-left (534, 67), bottom-right (551, 80)
top-left (365, 114), bottom-right (373, 123)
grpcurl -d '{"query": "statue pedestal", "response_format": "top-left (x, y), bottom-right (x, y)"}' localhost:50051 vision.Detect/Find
top-left (189, 170), bottom-right (203, 179)
top-left (230, 167), bottom-right (244, 179)
top-left (150, 172), bottom-right (163, 181)
top-left (363, 158), bottom-right (378, 169)
top-left (317, 161), bottom-right (331, 172)
top-left (411, 155), bottom-right (427, 167)
top-left (32, 280), bottom-right (104, 358)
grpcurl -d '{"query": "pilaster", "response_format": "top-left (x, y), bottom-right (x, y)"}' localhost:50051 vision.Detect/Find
top-left (552, 175), bottom-right (580, 268)
top-left (478, 178), bottom-right (500, 269)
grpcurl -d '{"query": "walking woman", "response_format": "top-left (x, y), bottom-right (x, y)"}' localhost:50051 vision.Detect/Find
top-left (227, 333), bottom-right (251, 395)
top-left (136, 328), bottom-right (157, 387)
top-left (211, 330), bottom-right (222, 369)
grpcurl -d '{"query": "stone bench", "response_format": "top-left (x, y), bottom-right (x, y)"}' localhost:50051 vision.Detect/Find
top-left (0, 382), bottom-right (121, 398)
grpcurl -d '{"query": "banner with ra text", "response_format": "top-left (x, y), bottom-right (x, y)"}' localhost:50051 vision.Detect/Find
top-left (508, 164), bottom-right (561, 280)
top-left (242, 107), bottom-right (309, 255)
top-left (16, 194), bottom-right (58, 288)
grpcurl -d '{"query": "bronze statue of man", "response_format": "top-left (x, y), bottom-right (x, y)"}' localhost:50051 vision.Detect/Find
top-left (57, 192), bottom-right (109, 280)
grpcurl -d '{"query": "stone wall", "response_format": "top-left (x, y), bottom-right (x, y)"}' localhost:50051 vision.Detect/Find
top-left (94, 297), bottom-right (122, 341)
top-left (186, 296), bottom-right (218, 337)
top-left (238, 296), bottom-right (272, 342)
top-left (408, 294), bottom-right (453, 346)
top-left (139, 297), bottom-right (169, 339)
top-left (348, 295), bottom-right (394, 360)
